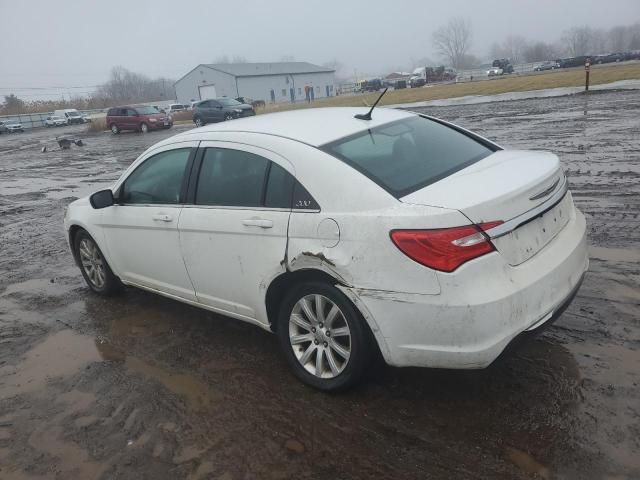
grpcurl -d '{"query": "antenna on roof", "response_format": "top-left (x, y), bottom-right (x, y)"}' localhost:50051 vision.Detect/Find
top-left (354, 88), bottom-right (388, 120)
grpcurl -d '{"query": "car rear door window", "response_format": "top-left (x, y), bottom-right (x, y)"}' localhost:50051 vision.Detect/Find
top-left (122, 148), bottom-right (192, 204)
top-left (195, 148), bottom-right (269, 207)
top-left (323, 116), bottom-right (495, 197)
top-left (264, 163), bottom-right (295, 208)
top-left (264, 163), bottom-right (319, 210)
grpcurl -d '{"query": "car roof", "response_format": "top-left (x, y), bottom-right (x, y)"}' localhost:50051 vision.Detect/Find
top-left (181, 107), bottom-right (417, 147)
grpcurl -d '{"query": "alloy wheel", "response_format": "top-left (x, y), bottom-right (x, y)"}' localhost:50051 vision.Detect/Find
top-left (288, 294), bottom-right (351, 379)
top-left (78, 238), bottom-right (106, 289)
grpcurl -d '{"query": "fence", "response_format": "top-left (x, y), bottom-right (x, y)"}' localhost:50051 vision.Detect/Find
top-left (0, 100), bottom-right (177, 130)
top-left (0, 108), bottom-right (108, 130)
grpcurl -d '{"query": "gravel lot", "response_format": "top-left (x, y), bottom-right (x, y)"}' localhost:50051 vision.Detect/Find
top-left (0, 90), bottom-right (639, 479)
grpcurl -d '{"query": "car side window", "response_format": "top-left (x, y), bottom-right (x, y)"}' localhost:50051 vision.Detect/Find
top-left (122, 148), bottom-right (192, 204)
top-left (196, 148), bottom-right (269, 207)
top-left (210, 101), bottom-right (220, 108)
top-left (264, 163), bottom-right (295, 208)
top-left (127, 109), bottom-right (137, 116)
top-left (264, 163), bottom-right (319, 210)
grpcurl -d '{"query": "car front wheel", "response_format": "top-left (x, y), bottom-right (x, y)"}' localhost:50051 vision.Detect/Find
top-left (74, 230), bottom-right (121, 295)
top-left (224, 113), bottom-right (234, 121)
top-left (110, 124), bottom-right (120, 134)
top-left (140, 122), bottom-right (149, 133)
top-left (277, 282), bottom-right (372, 391)
top-left (194, 117), bottom-right (204, 127)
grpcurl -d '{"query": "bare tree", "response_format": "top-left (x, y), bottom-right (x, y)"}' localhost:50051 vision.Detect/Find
top-left (94, 66), bottom-right (174, 104)
top-left (523, 41), bottom-right (558, 62)
top-left (562, 26), bottom-right (593, 56)
top-left (432, 17), bottom-right (473, 69)
top-left (608, 25), bottom-right (629, 52)
top-left (628, 22), bottom-right (640, 50)
top-left (213, 55), bottom-right (230, 64)
top-left (590, 28), bottom-right (607, 54)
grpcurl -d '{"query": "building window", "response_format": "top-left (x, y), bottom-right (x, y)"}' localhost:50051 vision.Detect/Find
top-left (298, 87), bottom-right (302, 95)
top-left (281, 89), bottom-right (287, 97)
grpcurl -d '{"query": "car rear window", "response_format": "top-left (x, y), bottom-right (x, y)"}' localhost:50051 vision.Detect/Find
top-left (322, 116), bottom-right (496, 197)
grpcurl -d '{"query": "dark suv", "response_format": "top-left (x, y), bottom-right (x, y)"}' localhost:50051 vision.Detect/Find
top-left (192, 98), bottom-right (255, 127)
top-left (106, 106), bottom-right (173, 134)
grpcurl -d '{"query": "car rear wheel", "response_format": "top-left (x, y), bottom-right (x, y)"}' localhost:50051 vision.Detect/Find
top-left (110, 124), bottom-right (119, 134)
top-left (74, 230), bottom-right (121, 295)
top-left (276, 282), bottom-right (372, 391)
top-left (194, 117), bottom-right (204, 127)
top-left (140, 122), bottom-right (149, 133)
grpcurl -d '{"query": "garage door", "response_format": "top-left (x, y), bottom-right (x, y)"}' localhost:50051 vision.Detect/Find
top-left (199, 84), bottom-right (217, 100)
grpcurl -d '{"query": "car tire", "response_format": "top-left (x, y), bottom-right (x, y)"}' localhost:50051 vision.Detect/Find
top-left (194, 117), bottom-right (204, 127)
top-left (73, 230), bottom-right (121, 296)
top-left (224, 113), bottom-right (234, 121)
top-left (140, 122), bottom-right (149, 133)
top-left (276, 281), bottom-right (372, 392)
top-left (110, 124), bottom-right (120, 134)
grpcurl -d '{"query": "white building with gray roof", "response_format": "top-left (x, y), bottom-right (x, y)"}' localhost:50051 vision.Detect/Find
top-left (174, 62), bottom-right (336, 105)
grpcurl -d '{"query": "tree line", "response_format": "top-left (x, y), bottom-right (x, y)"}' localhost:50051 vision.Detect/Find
top-left (435, 18), bottom-right (640, 70)
top-left (1, 66), bottom-right (175, 116)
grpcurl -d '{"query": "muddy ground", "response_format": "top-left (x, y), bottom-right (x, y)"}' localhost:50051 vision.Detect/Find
top-left (0, 90), bottom-right (638, 480)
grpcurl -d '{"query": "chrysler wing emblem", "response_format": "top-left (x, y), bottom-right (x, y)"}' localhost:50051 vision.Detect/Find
top-left (529, 177), bottom-right (560, 201)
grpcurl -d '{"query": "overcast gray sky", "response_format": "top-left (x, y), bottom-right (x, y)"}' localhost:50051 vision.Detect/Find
top-left (1, 0), bottom-right (638, 99)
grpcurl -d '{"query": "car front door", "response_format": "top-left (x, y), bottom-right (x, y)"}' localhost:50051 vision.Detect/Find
top-left (100, 142), bottom-right (198, 300)
top-left (178, 142), bottom-right (293, 324)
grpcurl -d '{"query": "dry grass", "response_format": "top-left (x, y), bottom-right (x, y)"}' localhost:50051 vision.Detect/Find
top-left (170, 111), bottom-right (192, 122)
top-left (262, 62), bottom-right (640, 114)
top-left (86, 116), bottom-right (107, 132)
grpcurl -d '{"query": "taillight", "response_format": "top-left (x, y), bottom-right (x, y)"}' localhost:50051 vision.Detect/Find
top-left (390, 222), bottom-right (502, 273)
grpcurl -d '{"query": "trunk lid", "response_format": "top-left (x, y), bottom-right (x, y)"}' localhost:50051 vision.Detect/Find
top-left (401, 150), bottom-right (570, 265)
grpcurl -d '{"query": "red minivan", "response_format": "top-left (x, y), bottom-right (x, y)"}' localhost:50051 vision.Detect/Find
top-left (106, 105), bottom-right (173, 134)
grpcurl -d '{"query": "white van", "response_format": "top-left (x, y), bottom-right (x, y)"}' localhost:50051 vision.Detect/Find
top-left (54, 109), bottom-right (85, 125)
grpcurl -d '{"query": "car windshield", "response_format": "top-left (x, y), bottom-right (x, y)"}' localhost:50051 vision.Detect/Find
top-left (136, 106), bottom-right (159, 115)
top-left (5, 120), bottom-right (18, 125)
top-left (323, 116), bottom-right (495, 197)
top-left (67, 111), bottom-right (81, 117)
top-left (217, 98), bottom-right (242, 106)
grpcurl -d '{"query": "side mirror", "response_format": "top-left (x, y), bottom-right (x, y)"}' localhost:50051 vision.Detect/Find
top-left (90, 189), bottom-right (114, 209)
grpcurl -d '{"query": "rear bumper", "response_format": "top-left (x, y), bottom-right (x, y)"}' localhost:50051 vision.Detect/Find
top-left (348, 209), bottom-right (588, 369)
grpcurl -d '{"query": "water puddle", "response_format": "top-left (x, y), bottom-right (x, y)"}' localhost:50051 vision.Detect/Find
top-left (505, 447), bottom-right (550, 479)
top-left (0, 330), bottom-right (102, 400)
top-left (589, 246), bottom-right (640, 264)
top-left (1, 329), bottom-right (219, 413)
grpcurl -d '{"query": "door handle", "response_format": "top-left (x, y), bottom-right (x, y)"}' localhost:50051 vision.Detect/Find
top-left (152, 214), bottom-right (173, 222)
top-left (242, 218), bottom-right (273, 228)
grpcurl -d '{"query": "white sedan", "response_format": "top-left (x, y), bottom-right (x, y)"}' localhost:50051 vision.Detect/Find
top-left (45, 115), bottom-right (67, 127)
top-left (64, 107), bottom-right (588, 391)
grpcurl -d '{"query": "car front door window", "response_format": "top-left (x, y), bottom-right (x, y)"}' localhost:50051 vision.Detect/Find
top-left (123, 148), bottom-right (191, 204)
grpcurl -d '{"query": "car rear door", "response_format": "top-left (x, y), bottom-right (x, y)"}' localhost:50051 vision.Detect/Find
top-left (178, 142), bottom-right (293, 325)
top-left (100, 142), bottom-right (198, 300)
